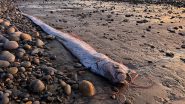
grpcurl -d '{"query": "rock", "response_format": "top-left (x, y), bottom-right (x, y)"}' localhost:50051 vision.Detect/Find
top-left (30, 79), bottom-right (45, 92)
top-left (4, 41), bottom-right (19, 50)
top-left (21, 61), bottom-right (31, 68)
top-left (23, 44), bottom-right (32, 50)
top-left (7, 67), bottom-right (18, 74)
top-left (12, 31), bottom-right (22, 37)
top-left (19, 67), bottom-right (26, 72)
top-left (181, 45), bottom-right (185, 48)
top-left (20, 33), bottom-right (32, 41)
top-left (43, 67), bottom-right (57, 75)
top-left (165, 52), bottom-right (174, 58)
top-left (0, 35), bottom-right (9, 43)
top-left (0, 60), bottom-right (10, 68)
top-left (74, 63), bottom-right (82, 68)
top-left (79, 80), bottom-right (95, 97)
top-left (9, 34), bottom-right (20, 41)
top-left (36, 39), bottom-right (44, 47)
top-left (45, 35), bottom-right (55, 40)
top-left (64, 84), bottom-right (71, 96)
top-left (59, 80), bottom-right (67, 87)
top-left (111, 94), bottom-right (116, 99)
top-left (0, 51), bottom-right (15, 62)
top-left (0, 19), bottom-right (4, 24)
top-left (125, 99), bottom-right (132, 104)
top-left (33, 32), bottom-right (40, 37)
top-left (136, 19), bottom-right (148, 23)
top-left (179, 31), bottom-right (185, 36)
top-left (25, 101), bottom-right (32, 104)
top-left (7, 27), bottom-right (15, 34)
top-left (33, 57), bottom-right (40, 65)
top-left (33, 101), bottom-right (40, 104)
top-left (1, 95), bottom-right (9, 104)
top-left (167, 27), bottom-right (175, 33)
top-left (2, 20), bottom-right (10, 27)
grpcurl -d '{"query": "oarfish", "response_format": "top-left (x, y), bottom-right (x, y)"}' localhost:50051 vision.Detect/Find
top-left (23, 13), bottom-right (130, 84)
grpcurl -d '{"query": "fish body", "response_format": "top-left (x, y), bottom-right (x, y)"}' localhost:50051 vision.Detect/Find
top-left (23, 13), bottom-right (129, 84)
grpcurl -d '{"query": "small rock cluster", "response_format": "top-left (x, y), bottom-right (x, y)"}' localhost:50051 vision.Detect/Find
top-left (0, 17), bottom-right (96, 104)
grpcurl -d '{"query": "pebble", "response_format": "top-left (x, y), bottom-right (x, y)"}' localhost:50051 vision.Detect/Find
top-left (36, 39), bottom-right (44, 47)
top-left (7, 27), bottom-right (15, 34)
top-left (74, 63), bottom-right (82, 68)
top-left (181, 44), bottom-right (185, 48)
top-left (125, 99), bottom-right (132, 104)
top-left (59, 80), bottom-right (67, 87)
top-left (167, 27), bottom-right (175, 33)
top-left (23, 44), bottom-right (32, 50)
top-left (12, 31), bottom-right (22, 37)
top-left (79, 80), bottom-right (96, 96)
top-left (30, 79), bottom-right (45, 92)
top-left (64, 84), bottom-right (71, 96)
top-left (33, 101), bottom-right (40, 104)
top-left (33, 31), bottom-right (40, 37)
top-left (25, 101), bottom-right (32, 104)
top-left (21, 61), bottom-right (31, 68)
top-left (33, 57), bottom-right (40, 65)
top-left (43, 67), bottom-right (57, 75)
top-left (165, 52), bottom-right (174, 58)
top-left (7, 67), bottom-right (18, 74)
top-left (4, 41), bottom-right (19, 50)
top-left (9, 34), bottom-right (20, 41)
top-left (20, 33), bottom-right (32, 41)
top-left (0, 51), bottom-right (15, 62)
top-left (0, 19), bottom-right (4, 23)
top-left (2, 20), bottom-right (10, 27)
top-left (0, 60), bottom-right (10, 68)
top-left (1, 94), bottom-right (9, 104)
top-left (179, 31), bottom-right (185, 36)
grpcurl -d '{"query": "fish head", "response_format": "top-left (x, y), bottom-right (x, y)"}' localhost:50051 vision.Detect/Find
top-left (112, 63), bottom-right (130, 84)
top-left (100, 61), bottom-right (129, 84)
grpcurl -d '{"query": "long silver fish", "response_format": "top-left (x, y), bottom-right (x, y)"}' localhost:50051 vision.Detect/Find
top-left (23, 13), bottom-right (130, 84)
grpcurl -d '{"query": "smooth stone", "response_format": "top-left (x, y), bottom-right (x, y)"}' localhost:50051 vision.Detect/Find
top-left (23, 44), bottom-right (32, 50)
top-left (12, 31), bottom-right (22, 37)
top-left (43, 67), bottom-right (57, 75)
top-left (21, 33), bottom-right (32, 41)
top-left (59, 80), bottom-right (67, 87)
top-left (2, 20), bottom-right (10, 27)
top-left (64, 84), bottom-right (71, 96)
top-left (0, 60), bottom-right (10, 68)
top-left (33, 57), bottom-right (40, 65)
top-left (19, 67), bottom-right (26, 72)
top-left (16, 51), bottom-right (24, 58)
top-left (25, 101), bottom-right (32, 104)
top-left (9, 34), bottom-right (20, 41)
top-left (33, 101), bottom-right (40, 104)
top-left (36, 39), bottom-right (44, 47)
top-left (79, 80), bottom-right (96, 97)
top-left (0, 35), bottom-right (9, 43)
top-left (7, 67), bottom-right (18, 74)
top-left (0, 19), bottom-right (4, 23)
top-left (33, 32), bottom-right (40, 37)
top-left (30, 79), bottom-right (45, 92)
top-left (1, 95), bottom-right (9, 104)
top-left (0, 51), bottom-right (15, 62)
top-left (7, 27), bottom-right (15, 34)
top-left (21, 61), bottom-right (31, 68)
top-left (4, 41), bottom-right (19, 50)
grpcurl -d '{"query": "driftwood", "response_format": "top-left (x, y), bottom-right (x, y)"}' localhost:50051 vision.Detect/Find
top-left (23, 13), bottom-right (130, 84)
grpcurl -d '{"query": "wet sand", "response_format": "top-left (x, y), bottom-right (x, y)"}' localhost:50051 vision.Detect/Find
top-left (16, 0), bottom-right (185, 104)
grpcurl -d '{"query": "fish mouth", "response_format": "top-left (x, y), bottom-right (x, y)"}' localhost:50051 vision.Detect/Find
top-left (116, 73), bottom-right (127, 84)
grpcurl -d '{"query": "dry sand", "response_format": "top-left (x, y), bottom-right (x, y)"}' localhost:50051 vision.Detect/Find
top-left (16, 0), bottom-right (185, 104)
